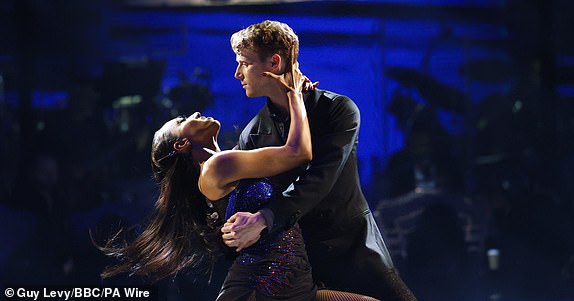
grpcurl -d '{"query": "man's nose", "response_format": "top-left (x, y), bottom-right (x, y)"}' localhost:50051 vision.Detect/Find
top-left (234, 66), bottom-right (242, 80)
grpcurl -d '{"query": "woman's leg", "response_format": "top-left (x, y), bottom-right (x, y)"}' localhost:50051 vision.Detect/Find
top-left (215, 263), bottom-right (256, 301)
top-left (316, 290), bottom-right (381, 301)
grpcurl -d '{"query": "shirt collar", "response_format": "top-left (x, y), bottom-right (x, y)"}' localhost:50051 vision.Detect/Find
top-left (266, 98), bottom-right (290, 123)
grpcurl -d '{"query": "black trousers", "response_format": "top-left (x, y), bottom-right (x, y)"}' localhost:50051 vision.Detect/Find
top-left (305, 213), bottom-right (417, 301)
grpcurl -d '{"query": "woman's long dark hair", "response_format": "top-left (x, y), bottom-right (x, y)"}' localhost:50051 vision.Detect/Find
top-left (97, 129), bottom-right (221, 282)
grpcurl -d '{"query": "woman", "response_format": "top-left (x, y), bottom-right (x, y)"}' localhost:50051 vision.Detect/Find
top-left (99, 48), bottom-right (379, 301)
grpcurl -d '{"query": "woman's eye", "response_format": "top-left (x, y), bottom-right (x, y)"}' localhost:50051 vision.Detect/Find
top-left (177, 116), bottom-right (186, 124)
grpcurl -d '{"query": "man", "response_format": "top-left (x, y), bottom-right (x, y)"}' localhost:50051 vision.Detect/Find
top-left (222, 20), bottom-right (416, 300)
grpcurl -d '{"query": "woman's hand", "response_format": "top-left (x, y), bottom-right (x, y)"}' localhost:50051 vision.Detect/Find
top-left (302, 75), bottom-right (319, 92)
top-left (221, 212), bottom-right (267, 251)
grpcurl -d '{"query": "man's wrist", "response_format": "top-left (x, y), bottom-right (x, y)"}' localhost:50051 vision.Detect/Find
top-left (257, 208), bottom-right (275, 232)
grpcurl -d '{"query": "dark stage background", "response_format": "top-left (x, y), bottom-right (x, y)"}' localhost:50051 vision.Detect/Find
top-left (1, 0), bottom-right (573, 300)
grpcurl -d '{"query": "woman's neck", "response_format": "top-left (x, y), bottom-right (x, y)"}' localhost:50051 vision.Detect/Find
top-left (192, 137), bottom-right (220, 164)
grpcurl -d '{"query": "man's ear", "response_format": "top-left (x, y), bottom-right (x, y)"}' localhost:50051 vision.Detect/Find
top-left (270, 54), bottom-right (283, 72)
top-left (173, 138), bottom-right (190, 153)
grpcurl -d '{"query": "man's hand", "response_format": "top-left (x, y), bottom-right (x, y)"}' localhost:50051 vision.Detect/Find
top-left (221, 211), bottom-right (267, 251)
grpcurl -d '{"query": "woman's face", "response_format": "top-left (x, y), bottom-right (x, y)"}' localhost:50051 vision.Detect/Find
top-left (162, 112), bottom-right (220, 145)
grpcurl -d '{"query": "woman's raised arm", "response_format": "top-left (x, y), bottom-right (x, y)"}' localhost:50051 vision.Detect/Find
top-left (199, 46), bottom-right (312, 200)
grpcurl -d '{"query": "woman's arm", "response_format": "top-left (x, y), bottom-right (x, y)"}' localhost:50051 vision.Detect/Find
top-left (200, 49), bottom-right (312, 201)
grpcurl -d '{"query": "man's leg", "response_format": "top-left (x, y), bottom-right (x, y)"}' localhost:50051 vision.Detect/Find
top-left (307, 215), bottom-right (417, 300)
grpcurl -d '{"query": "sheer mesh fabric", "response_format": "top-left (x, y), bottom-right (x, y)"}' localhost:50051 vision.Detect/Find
top-left (245, 290), bottom-right (380, 301)
top-left (316, 290), bottom-right (380, 301)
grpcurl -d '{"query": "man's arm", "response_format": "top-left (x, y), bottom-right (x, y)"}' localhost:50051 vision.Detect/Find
top-left (269, 95), bottom-right (360, 231)
top-left (222, 94), bottom-right (360, 248)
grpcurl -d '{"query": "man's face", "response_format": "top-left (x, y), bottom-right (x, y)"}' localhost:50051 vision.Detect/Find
top-left (234, 49), bottom-right (274, 98)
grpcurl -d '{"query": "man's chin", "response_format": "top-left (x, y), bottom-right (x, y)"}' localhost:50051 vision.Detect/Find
top-left (245, 91), bottom-right (259, 98)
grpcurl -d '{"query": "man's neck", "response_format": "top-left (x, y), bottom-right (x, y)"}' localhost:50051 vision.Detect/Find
top-left (267, 91), bottom-right (290, 114)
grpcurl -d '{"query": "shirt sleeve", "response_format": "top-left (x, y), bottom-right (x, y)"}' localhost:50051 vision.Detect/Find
top-left (257, 208), bottom-right (275, 231)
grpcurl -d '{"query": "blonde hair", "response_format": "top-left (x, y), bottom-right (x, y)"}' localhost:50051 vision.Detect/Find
top-left (231, 20), bottom-right (299, 65)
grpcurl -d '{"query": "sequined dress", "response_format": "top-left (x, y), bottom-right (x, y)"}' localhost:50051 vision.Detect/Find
top-left (216, 179), bottom-right (316, 301)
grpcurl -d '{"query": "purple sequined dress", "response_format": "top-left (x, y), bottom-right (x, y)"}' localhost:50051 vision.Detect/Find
top-left (216, 179), bottom-right (316, 301)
